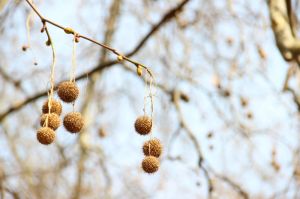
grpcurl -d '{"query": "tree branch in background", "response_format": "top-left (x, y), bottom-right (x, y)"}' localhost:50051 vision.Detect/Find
top-left (172, 90), bottom-right (214, 198)
top-left (269, 0), bottom-right (300, 62)
top-left (269, 1), bottom-right (300, 113)
top-left (72, 0), bottom-right (123, 198)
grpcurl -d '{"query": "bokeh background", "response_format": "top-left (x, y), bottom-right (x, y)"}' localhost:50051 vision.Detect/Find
top-left (0, 0), bottom-right (300, 198)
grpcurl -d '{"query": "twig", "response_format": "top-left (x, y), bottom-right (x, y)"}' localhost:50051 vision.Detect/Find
top-left (268, 0), bottom-right (300, 62)
top-left (169, 90), bottom-right (248, 199)
top-left (214, 174), bottom-right (249, 199)
top-left (172, 90), bottom-right (213, 198)
top-left (0, 0), bottom-right (190, 122)
top-left (24, 0), bottom-right (152, 76)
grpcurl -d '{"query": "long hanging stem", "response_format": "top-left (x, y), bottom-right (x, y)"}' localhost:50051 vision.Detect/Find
top-left (24, 0), bottom-right (153, 78)
top-left (70, 35), bottom-right (77, 82)
top-left (45, 25), bottom-right (56, 127)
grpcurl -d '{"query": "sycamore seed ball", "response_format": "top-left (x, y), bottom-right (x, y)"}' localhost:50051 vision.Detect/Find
top-left (142, 156), bottom-right (160, 174)
top-left (134, 116), bottom-right (152, 135)
top-left (40, 113), bottom-right (61, 130)
top-left (37, 127), bottom-right (56, 145)
top-left (143, 138), bottom-right (163, 158)
top-left (57, 81), bottom-right (79, 103)
top-left (63, 112), bottom-right (84, 133)
top-left (42, 99), bottom-right (62, 115)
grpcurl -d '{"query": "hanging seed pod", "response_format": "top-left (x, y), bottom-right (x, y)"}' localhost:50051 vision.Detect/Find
top-left (134, 116), bottom-right (152, 135)
top-left (37, 127), bottom-right (56, 145)
top-left (143, 138), bottom-right (163, 158)
top-left (40, 113), bottom-right (61, 130)
top-left (42, 98), bottom-right (62, 115)
top-left (141, 156), bottom-right (159, 174)
top-left (63, 112), bottom-right (84, 133)
top-left (57, 81), bottom-right (79, 103)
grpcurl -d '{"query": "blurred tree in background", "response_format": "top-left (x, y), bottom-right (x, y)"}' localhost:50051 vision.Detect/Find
top-left (1, 0), bottom-right (300, 198)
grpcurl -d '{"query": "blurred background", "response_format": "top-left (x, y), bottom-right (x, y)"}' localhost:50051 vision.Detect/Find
top-left (0, 0), bottom-right (300, 198)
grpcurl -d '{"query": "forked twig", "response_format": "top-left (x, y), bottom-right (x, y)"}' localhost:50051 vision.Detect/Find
top-left (25, 0), bottom-right (153, 77)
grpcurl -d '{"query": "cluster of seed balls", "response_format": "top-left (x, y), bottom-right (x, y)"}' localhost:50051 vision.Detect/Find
top-left (134, 116), bottom-right (163, 174)
top-left (37, 81), bottom-right (84, 145)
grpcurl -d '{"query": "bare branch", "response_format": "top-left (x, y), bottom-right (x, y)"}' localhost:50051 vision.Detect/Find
top-left (172, 90), bottom-right (213, 197)
top-left (269, 0), bottom-right (300, 61)
top-left (0, 0), bottom-right (190, 122)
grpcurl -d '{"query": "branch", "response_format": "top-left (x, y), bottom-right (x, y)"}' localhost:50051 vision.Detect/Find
top-left (0, 0), bottom-right (190, 121)
top-left (268, 0), bottom-right (300, 62)
top-left (26, 0), bottom-right (151, 73)
top-left (214, 174), bottom-right (249, 199)
top-left (172, 90), bottom-right (213, 197)
top-left (127, 0), bottom-right (190, 57)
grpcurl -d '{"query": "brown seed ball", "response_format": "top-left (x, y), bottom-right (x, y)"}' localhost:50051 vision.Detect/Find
top-left (42, 99), bottom-right (62, 115)
top-left (37, 127), bottom-right (55, 145)
top-left (143, 138), bottom-right (163, 158)
top-left (134, 116), bottom-right (152, 135)
top-left (40, 113), bottom-right (61, 130)
top-left (57, 81), bottom-right (79, 103)
top-left (142, 156), bottom-right (159, 174)
top-left (63, 112), bottom-right (84, 133)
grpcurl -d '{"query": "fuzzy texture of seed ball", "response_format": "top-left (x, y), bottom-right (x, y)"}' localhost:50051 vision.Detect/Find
top-left (40, 113), bottom-right (61, 130)
top-left (57, 81), bottom-right (79, 103)
top-left (42, 99), bottom-right (62, 115)
top-left (143, 138), bottom-right (163, 158)
top-left (63, 112), bottom-right (84, 133)
top-left (134, 116), bottom-right (152, 135)
top-left (142, 156), bottom-right (159, 174)
top-left (37, 127), bottom-right (56, 145)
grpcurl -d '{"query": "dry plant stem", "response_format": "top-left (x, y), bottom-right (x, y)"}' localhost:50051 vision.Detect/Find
top-left (24, 0), bottom-right (153, 77)
top-left (71, 36), bottom-right (77, 82)
top-left (142, 67), bottom-right (156, 134)
top-left (26, 0), bottom-right (155, 118)
top-left (143, 74), bottom-right (155, 117)
top-left (70, 37), bottom-right (77, 111)
top-left (26, 11), bottom-right (33, 48)
top-left (149, 76), bottom-right (155, 119)
top-left (148, 76), bottom-right (155, 140)
top-left (0, 0), bottom-right (190, 122)
top-left (43, 23), bottom-right (57, 126)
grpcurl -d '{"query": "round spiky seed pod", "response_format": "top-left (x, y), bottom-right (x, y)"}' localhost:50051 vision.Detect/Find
top-left (63, 112), bottom-right (84, 133)
top-left (37, 127), bottom-right (56, 145)
top-left (42, 99), bottom-right (62, 115)
top-left (143, 138), bottom-right (163, 158)
top-left (134, 116), bottom-right (152, 135)
top-left (57, 81), bottom-right (79, 103)
top-left (40, 113), bottom-right (61, 130)
top-left (142, 156), bottom-right (159, 174)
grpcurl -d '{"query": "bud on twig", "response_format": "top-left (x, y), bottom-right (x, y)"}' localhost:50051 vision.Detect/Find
top-left (117, 55), bottom-right (123, 61)
top-left (64, 27), bottom-right (75, 34)
top-left (137, 65), bottom-right (142, 76)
